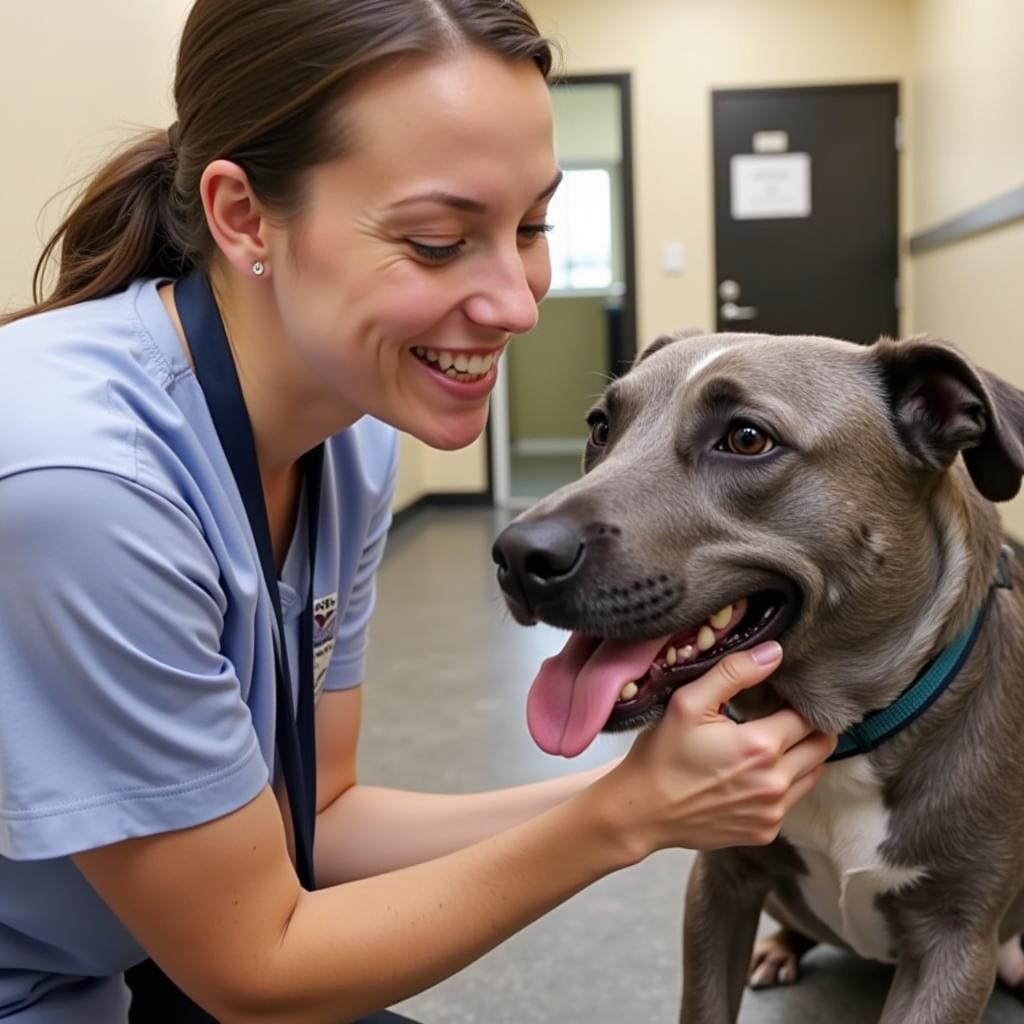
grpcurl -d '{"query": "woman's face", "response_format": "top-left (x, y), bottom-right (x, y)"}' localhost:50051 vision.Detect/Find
top-left (265, 48), bottom-right (558, 451)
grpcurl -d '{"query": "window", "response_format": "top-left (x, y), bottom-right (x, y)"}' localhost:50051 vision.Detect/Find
top-left (546, 168), bottom-right (614, 292)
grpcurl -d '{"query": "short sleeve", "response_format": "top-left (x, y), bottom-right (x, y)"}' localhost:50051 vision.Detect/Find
top-left (0, 468), bottom-right (269, 860)
top-left (322, 431), bottom-right (398, 691)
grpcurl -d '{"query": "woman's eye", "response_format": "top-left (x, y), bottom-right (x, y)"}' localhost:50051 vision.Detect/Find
top-left (588, 414), bottom-right (610, 447)
top-left (720, 422), bottom-right (775, 456)
top-left (408, 240), bottom-right (464, 262)
top-left (518, 222), bottom-right (554, 242)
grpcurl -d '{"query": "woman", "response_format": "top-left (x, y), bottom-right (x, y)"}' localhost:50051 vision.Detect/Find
top-left (0, 1), bottom-right (836, 1020)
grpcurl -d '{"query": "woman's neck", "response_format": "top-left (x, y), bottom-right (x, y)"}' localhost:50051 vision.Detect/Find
top-left (159, 265), bottom-right (358, 481)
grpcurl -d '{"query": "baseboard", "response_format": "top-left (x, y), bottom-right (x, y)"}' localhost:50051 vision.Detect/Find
top-left (511, 438), bottom-right (586, 458)
top-left (390, 491), bottom-right (491, 532)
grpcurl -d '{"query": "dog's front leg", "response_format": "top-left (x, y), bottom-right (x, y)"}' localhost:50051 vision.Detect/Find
top-left (878, 926), bottom-right (999, 1024)
top-left (680, 851), bottom-right (767, 1024)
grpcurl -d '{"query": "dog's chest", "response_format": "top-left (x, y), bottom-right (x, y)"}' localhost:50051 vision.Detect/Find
top-left (779, 759), bottom-right (924, 963)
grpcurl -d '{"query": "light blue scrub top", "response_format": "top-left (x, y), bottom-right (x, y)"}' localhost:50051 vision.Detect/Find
top-left (0, 279), bottom-right (398, 1020)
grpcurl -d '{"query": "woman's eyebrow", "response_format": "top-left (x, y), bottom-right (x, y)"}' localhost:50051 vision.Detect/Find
top-left (387, 170), bottom-right (563, 214)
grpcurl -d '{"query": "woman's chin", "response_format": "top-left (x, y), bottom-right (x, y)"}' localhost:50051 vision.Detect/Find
top-left (408, 407), bottom-right (490, 451)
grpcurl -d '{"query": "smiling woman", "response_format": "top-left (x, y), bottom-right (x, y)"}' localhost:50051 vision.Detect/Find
top-left (0, 2), bottom-right (836, 1022)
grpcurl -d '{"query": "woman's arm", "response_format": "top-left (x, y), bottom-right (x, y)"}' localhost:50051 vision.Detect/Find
top-left (75, 769), bottom-right (634, 1024)
top-left (315, 767), bottom-right (621, 886)
top-left (312, 686), bottom-right (622, 885)
top-left (74, 645), bottom-right (832, 1024)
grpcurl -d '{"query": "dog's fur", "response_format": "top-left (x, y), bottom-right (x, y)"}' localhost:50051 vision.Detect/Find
top-left (494, 330), bottom-right (1024, 1024)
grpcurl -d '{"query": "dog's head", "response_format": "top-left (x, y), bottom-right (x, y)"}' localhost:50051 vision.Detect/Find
top-left (492, 330), bottom-right (1024, 755)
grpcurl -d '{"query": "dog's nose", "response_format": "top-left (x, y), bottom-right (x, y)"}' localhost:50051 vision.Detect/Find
top-left (492, 518), bottom-right (586, 609)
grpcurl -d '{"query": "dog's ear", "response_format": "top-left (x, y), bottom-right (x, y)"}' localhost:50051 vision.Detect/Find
top-left (876, 336), bottom-right (1024, 501)
top-left (633, 327), bottom-right (707, 367)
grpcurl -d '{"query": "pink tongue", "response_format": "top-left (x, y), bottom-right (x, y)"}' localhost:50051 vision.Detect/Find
top-left (526, 632), bottom-right (670, 757)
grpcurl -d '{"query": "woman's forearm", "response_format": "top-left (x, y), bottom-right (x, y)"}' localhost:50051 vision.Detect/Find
top-left (313, 757), bottom-right (623, 886)
top-left (268, 783), bottom-right (637, 1024)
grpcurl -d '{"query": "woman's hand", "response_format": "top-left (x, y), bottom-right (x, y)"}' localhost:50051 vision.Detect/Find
top-left (588, 641), bottom-right (836, 861)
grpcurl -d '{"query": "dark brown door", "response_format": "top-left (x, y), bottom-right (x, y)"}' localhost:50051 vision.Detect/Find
top-left (712, 84), bottom-right (899, 343)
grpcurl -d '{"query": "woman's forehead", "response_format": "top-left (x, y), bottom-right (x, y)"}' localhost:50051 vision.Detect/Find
top-left (339, 50), bottom-right (556, 188)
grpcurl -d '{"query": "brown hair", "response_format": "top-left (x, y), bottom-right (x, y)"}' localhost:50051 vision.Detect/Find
top-left (3, 0), bottom-right (554, 325)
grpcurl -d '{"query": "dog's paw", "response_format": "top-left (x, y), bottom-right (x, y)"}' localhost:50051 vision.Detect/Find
top-left (748, 929), bottom-right (813, 989)
top-left (996, 935), bottom-right (1024, 1000)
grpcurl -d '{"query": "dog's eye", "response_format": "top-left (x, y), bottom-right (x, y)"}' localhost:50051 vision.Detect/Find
top-left (587, 413), bottom-right (611, 447)
top-left (722, 422), bottom-right (775, 456)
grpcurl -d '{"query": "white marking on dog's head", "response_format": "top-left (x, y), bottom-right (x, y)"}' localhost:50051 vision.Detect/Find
top-left (685, 346), bottom-right (734, 383)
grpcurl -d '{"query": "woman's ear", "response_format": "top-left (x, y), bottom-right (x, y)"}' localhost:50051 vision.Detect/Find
top-left (199, 159), bottom-right (270, 276)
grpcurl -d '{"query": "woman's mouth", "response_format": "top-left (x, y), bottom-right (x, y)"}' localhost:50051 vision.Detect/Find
top-left (412, 345), bottom-right (500, 384)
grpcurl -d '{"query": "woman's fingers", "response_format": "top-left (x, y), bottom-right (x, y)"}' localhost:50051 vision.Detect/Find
top-left (779, 730), bottom-right (838, 782)
top-left (670, 641), bottom-right (784, 719)
top-left (738, 707), bottom-right (828, 757)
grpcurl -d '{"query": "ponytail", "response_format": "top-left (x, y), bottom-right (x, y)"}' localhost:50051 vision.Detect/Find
top-left (2, 129), bottom-right (192, 325)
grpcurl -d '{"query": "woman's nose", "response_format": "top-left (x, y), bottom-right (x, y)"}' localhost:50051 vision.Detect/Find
top-left (464, 253), bottom-right (541, 335)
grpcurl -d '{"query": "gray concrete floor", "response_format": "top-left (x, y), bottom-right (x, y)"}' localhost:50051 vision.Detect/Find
top-left (359, 505), bottom-right (1023, 1023)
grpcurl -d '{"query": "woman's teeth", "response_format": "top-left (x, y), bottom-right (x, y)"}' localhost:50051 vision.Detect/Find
top-left (616, 603), bottom-right (738, 703)
top-left (414, 346), bottom-right (497, 382)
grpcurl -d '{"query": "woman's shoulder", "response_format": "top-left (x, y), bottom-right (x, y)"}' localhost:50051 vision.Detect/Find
top-left (0, 279), bottom-right (194, 485)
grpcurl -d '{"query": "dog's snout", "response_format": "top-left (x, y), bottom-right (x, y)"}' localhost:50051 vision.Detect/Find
top-left (492, 519), bottom-right (586, 610)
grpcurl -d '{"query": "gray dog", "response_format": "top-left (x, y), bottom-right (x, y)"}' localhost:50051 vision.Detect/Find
top-left (492, 329), bottom-right (1024, 1024)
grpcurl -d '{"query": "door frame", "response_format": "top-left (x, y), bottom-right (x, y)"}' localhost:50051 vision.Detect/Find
top-left (489, 71), bottom-right (638, 509)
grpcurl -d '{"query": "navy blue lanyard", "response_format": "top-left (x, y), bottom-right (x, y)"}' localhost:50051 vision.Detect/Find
top-left (174, 269), bottom-right (321, 890)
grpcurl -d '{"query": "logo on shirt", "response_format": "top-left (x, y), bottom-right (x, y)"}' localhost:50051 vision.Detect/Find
top-left (312, 593), bottom-right (338, 700)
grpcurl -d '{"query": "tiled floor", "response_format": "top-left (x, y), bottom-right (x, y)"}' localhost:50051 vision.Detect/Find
top-left (359, 505), bottom-right (1023, 1023)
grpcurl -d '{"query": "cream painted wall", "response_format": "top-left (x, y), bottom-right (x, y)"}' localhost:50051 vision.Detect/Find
top-left (907, 0), bottom-right (1024, 536)
top-left (0, 1), bottom-right (191, 310)
top-left (530, 0), bottom-right (915, 344)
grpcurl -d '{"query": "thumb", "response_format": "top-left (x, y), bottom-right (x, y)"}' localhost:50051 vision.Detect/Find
top-left (676, 641), bottom-right (783, 715)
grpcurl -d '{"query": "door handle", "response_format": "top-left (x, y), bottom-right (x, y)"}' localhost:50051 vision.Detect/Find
top-left (720, 301), bottom-right (758, 321)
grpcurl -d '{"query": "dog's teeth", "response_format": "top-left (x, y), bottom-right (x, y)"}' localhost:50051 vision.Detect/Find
top-left (709, 604), bottom-right (733, 629)
top-left (438, 351), bottom-right (454, 370)
top-left (454, 353), bottom-right (470, 372)
top-left (665, 646), bottom-right (678, 667)
top-left (427, 348), bottom-right (438, 362)
top-left (680, 644), bottom-right (696, 662)
top-left (697, 626), bottom-right (716, 652)
top-left (619, 681), bottom-right (639, 702)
